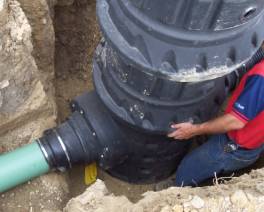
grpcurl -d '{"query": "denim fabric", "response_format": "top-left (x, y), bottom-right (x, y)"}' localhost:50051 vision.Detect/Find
top-left (175, 134), bottom-right (264, 187)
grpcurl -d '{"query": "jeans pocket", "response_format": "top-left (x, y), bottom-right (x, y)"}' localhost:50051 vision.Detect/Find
top-left (230, 154), bottom-right (258, 164)
top-left (223, 151), bottom-right (259, 173)
top-left (230, 148), bottom-right (260, 163)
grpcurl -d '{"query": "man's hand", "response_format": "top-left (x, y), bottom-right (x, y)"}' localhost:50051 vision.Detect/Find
top-left (167, 114), bottom-right (245, 140)
top-left (168, 122), bottom-right (198, 140)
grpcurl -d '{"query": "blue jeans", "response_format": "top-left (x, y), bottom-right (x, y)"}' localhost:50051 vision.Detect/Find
top-left (175, 134), bottom-right (264, 186)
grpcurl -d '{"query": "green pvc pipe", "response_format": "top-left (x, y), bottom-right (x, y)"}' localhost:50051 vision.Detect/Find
top-left (0, 141), bottom-right (50, 193)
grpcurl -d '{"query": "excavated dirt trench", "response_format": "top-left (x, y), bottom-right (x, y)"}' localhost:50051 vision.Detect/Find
top-left (53, 0), bottom-right (264, 207)
top-left (54, 0), bottom-right (155, 202)
top-left (0, 0), bottom-right (264, 212)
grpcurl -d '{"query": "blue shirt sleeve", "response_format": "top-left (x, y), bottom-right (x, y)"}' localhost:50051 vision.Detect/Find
top-left (233, 75), bottom-right (264, 121)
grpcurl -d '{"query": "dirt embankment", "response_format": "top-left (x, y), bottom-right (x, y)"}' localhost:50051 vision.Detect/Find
top-left (0, 0), bottom-right (66, 211)
top-left (65, 169), bottom-right (264, 212)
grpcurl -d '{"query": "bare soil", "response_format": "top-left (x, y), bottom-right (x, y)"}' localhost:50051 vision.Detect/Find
top-left (53, 0), bottom-right (159, 202)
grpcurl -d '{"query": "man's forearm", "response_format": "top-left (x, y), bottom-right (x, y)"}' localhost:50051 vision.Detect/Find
top-left (169, 113), bottom-right (246, 140)
top-left (194, 114), bottom-right (245, 136)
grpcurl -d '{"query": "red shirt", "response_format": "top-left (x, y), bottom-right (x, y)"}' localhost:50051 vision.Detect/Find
top-left (225, 60), bottom-right (264, 149)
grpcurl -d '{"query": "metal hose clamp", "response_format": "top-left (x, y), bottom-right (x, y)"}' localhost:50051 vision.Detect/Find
top-left (53, 129), bottom-right (72, 169)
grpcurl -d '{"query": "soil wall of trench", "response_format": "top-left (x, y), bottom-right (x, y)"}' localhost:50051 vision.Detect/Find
top-left (0, 0), bottom-right (263, 211)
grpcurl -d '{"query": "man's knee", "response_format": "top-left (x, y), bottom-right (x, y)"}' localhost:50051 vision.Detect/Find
top-left (174, 137), bottom-right (225, 187)
top-left (174, 154), bottom-right (198, 187)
